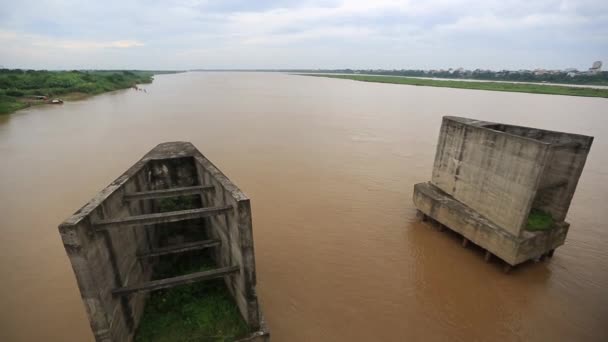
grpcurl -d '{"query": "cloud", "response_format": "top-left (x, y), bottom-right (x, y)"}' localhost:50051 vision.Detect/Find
top-left (0, 30), bottom-right (146, 69)
top-left (36, 38), bottom-right (145, 50)
top-left (0, 0), bottom-right (606, 69)
top-left (241, 26), bottom-right (375, 45)
top-left (0, 29), bottom-right (144, 49)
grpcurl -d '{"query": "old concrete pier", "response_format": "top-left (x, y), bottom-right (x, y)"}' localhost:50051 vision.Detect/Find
top-left (59, 142), bottom-right (269, 341)
top-left (413, 116), bottom-right (593, 269)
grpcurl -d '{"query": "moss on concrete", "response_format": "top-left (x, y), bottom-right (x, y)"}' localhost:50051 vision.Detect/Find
top-left (526, 209), bottom-right (554, 231)
top-left (136, 197), bottom-right (248, 341)
top-left (135, 252), bottom-right (249, 342)
top-left (157, 195), bottom-right (200, 213)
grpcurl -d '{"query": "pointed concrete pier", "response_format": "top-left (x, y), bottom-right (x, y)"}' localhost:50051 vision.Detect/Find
top-left (59, 142), bottom-right (269, 342)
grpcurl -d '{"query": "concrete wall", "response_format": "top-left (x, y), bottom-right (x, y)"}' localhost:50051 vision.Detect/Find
top-left (414, 182), bottom-right (570, 266)
top-left (533, 135), bottom-right (593, 222)
top-left (431, 117), bottom-right (550, 236)
top-left (417, 117), bottom-right (593, 266)
top-left (481, 122), bottom-right (593, 223)
top-left (59, 142), bottom-right (265, 341)
top-left (59, 160), bottom-right (153, 341)
top-left (195, 154), bottom-right (261, 329)
top-left (413, 182), bottom-right (522, 264)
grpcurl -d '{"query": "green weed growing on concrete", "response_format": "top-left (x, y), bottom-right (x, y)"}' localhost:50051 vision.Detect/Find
top-left (136, 194), bottom-right (247, 342)
top-left (526, 209), bottom-right (554, 231)
top-left (135, 252), bottom-right (249, 342)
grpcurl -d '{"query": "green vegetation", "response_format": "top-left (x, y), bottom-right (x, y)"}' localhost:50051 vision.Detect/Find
top-left (135, 253), bottom-right (249, 342)
top-left (301, 74), bottom-right (608, 98)
top-left (157, 195), bottom-right (200, 213)
top-left (0, 98), bottom-right (29, 115)
top-left (294, 69), bottom-right (608, 86)
top-left (0, 69), bottom-right (154, 115)
top-left (526, 209), bottom-right (554, 231)
top-left (136, 195), bottom-right (248, 341)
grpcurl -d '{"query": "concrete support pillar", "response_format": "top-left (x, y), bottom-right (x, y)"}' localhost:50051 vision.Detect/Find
top-left (484, 251), bottom-right (492, 262)
top-left (461, 237), bottom-right (469, 248)
top-left (416, 210), bottom-right (427, 222)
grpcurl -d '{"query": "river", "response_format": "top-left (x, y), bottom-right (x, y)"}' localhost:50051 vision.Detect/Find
top-left (1, 72), bottom-right (607, 341)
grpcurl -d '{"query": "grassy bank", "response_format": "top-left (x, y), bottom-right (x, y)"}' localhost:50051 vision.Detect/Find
top-left (300, 74), bottom-right (608, 98)
top-left (0, 69), bottom-right (155, 115)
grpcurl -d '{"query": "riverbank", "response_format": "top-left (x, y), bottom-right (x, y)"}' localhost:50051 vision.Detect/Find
top-left (0, 70), bottom-right (158, 115)
top-left (299, 74), bottom-right (608, 98)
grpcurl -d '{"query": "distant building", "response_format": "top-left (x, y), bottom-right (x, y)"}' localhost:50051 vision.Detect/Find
top-left (589, 61), bottom-right (602, 74)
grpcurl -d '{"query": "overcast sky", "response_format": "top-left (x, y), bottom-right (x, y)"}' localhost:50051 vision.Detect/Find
top-left (0, 0), bottom-right (606, 70)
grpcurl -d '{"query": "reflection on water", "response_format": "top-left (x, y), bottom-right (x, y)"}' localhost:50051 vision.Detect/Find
top-left (0, 72), bottom-right (607, 341)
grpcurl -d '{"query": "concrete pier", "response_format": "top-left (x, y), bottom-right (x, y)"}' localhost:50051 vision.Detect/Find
top-left (413, 117), bottom-right (593, 267)
top-left (59, 142), bottom-right (269, 342)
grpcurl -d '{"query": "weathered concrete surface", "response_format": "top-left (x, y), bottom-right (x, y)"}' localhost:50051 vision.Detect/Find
top-left (416, 116), bottom-right (592, 266)
top-left (235, 312), bottom-right (271, 342)
top-left (414, 182), bottom-right (569, 265)
top-left (59, 141), bottom-right (267, 341)
top-left (432, 117), bottom-right (549, 235)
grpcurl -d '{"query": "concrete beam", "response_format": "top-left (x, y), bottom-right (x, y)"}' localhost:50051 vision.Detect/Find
top-left (138, 239), bottom-right (221, 258)
top-left (112, 265), bottom-right (240, 296)
top-left (413, 182), bottom-right (570, 266)
top-left (538, 180), bottom-right (568, 190)
top-left (484, 251), bottom-right (492, 262)
top-left (461, 237), bottom-right (469, 247)
top-left (93, 205), bottom-right (233, 230)
top-left (124, 185), bottom-right (215, 201)
top-left (552, 141), bottom-right (582, 149)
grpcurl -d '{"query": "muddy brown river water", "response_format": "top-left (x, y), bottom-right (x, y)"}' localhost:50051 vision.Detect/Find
top-left (1, 72), bottom-right (607, 341)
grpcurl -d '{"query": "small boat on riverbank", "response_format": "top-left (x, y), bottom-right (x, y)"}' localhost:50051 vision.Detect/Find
top-left (50, 99), bottom-right (63, 104)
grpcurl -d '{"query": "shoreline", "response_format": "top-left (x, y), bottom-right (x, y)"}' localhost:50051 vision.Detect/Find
top-left (6, 88), bottom-right (142, 114)
top-left (7, 92), bottom-right (100, 113)
top-left (0, 70), bottom-right (159, 115)
top-left (298, 73), bottom-right (608, 98)
top-left (299, 72), bottom-right (608, 89)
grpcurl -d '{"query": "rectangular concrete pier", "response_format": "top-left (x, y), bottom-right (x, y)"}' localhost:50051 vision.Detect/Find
top-left (59, 141), bottom-right (270, 341)
top-left (414, 117), bottom-right (593, 267)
